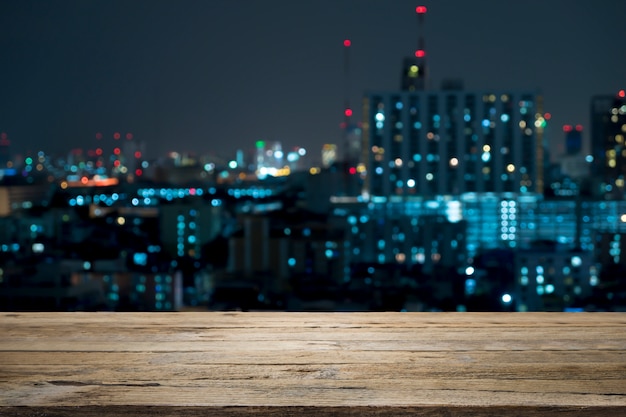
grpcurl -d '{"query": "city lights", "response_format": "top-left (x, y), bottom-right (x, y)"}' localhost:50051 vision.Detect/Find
top-left (0, 3), bottom-right (624, 315)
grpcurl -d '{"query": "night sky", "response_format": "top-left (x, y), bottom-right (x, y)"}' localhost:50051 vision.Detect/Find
top-left (1, 0), bottom-right (624, 161)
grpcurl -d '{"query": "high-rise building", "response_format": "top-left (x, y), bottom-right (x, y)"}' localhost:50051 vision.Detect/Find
top-left (563, 124), bottom-right (583, 155)
top-left (0, 133), bottom-right (10, 167)
top-left (160, 200), bottom-right (222, 259)
top-left (400, 5), bottom-right (428, 92)
top-left (590, 90), bottom-right (626, 197)
top-left (550, 124), bottom-right (589, 180)
top-left (363, 90), bottom-right (543, 197)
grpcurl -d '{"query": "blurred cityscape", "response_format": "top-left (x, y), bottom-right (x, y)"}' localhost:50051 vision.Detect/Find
top-left (1, 7), bottom-right (626, 313)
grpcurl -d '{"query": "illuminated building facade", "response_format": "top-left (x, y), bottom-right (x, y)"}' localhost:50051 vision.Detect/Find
top-left (321, 144), bottom-right (337, 168)
top-left (336, 197), bottom-right (467, 278)
top-left (160, 200), bottom-right (223, 259)
top-left (515, 248), bottom-right (594, 312)
top-left (363, 91), bottom-right (542, 197)
top-left (590, 90), bottom-right (626, 197)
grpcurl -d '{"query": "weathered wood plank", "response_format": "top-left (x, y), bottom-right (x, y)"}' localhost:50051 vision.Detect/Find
top-left (1, 312), bottom-right (625, 416)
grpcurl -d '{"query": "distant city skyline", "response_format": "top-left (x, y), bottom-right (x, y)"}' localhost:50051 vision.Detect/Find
top-left (0, 0), bottom-right (624, 160)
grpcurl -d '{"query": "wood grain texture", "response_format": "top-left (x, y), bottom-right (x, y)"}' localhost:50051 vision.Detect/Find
top-left (1, 312), bottom-right (625, 416)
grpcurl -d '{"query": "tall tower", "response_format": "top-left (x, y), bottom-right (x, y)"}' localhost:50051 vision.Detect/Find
top-left (342, 39), bottom-right (361, 165)
top-left (401, 5), bottom-right (428, 91)
top-left (590, 89), bottom-right (626, 197)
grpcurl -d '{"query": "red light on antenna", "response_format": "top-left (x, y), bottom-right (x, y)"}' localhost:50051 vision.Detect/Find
top-left (415, 49), bottom-right (425, 58)
top-left (113, 132), bottom-right (121, 140)
top-left (344, 108), bottom-right (353, 117)
top-left (349, 167), bottom-right (357, 175)
top-left (619, 90), bottom-right (626, 98)
top-left (113, 147), bottom-right (121, 155)
top-left (544, 112), bottom-right (552, 120)
top-left (563, 125), bottom-right (573, 132)
top-left (113, 160), bottom-right (121, 167)
top-left (95, 148), bottom-right (103, 156)
top-left (343, 39), bottom-right (351, 47)
top-left (126, 133), bottom-right (133, 140)
top-left (135, 169), bottom-right (143, 176)
top-left (416, 5), bottom-right (427, 13)
top-left (134, 151), bottom-right (142, 159)
top-left (575, 124), bottom-right (583, 131)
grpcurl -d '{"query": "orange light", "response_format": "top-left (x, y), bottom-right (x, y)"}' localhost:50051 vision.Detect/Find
top-left (80, 176), bottom-right (89, 184)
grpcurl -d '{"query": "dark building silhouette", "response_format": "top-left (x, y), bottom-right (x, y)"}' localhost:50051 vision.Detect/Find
top-left (590, 90), bottom-right (626, 197)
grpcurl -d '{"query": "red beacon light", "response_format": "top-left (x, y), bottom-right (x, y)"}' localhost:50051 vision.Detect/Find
top-left (575, 124), bottom-right (583, 132)
top-left (416, 6), bottom-right (427, 14)
top-left (619, 90), bottom-right (626, 98)
top-left (563, 125), bottom-right (573, 132)
top-left (343, 39), bottom-right (351, 47)
top-left (344, 108), bottom-right (353, 117)
top-left (415, 49), bottom-right (425, 58)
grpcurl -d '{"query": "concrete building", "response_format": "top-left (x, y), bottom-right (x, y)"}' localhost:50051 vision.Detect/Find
top-left (363, 90), bottom-right (543, 198)
top-left (515, 246), bottom-right (594, 312)
top-left (590, 90), bottom-right (626, 198)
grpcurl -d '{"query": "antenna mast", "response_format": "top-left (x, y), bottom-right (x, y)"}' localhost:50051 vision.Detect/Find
top-left (415, 5), bottom-right (427, 90)
top-left (342, 39), bottom-right (354, 163)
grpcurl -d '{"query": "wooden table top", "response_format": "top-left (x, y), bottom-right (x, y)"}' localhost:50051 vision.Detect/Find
top-left (1, 312), bottom-right (625, 416)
